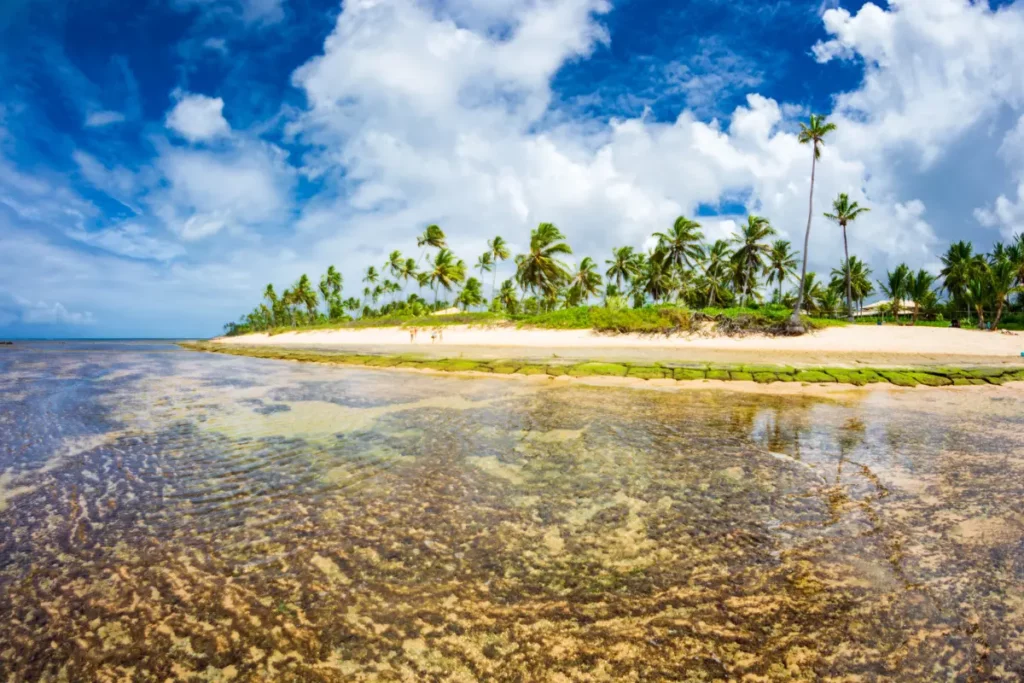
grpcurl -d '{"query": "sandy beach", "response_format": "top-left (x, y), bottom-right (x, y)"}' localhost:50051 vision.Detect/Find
top-left (213, 324), bottom-right (1024, 367)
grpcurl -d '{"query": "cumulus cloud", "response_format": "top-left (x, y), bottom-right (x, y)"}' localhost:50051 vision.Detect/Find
top-left (165, 92), bottom-right (231, 142)
top-left (153, 142), bottom-right (292, 240)
top-left (0, 292), bottom-right (95, 327)
top-left (84, 110), bottom-right (126, 128)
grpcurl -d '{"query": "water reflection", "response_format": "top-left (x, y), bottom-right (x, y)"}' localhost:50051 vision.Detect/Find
top-left (0, 343), bottom-right (1022, 681)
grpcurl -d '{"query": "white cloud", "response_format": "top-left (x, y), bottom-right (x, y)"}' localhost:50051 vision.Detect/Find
top-left (72, 150), bottom-right (136, 197)
top-left (84, 110), bottom-right (126, 128)
top-left (153, 142), bottom-right (292, 240)
top-left (241, 0), bottom-right (284, 24)
top-left (975, 183), bottom-right (1024, 240)
top-left (66, 224), bottom-right (186, 261)
top-left (165, 92), bottom-right (231, 142)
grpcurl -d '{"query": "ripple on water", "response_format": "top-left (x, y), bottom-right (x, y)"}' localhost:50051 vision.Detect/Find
top-left (0, 346), bottom-right (1022, 680)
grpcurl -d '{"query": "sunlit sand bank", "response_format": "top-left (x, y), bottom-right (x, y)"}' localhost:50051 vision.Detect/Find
top-left (213, 323), bottom-right (1024, 367)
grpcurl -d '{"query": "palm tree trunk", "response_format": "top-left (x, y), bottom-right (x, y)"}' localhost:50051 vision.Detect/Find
top-left (993, 300), bottom-right (1004, 330)
top-left (491, 268), bottom-right (498, 307)
top-left (791, 148), bottom-right (817, 329)
top-left (842, 227), bottom-right (854, 323)
top-left (912, 303), bottom-right (919, 325)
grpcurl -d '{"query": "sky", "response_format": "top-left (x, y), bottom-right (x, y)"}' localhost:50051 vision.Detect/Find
top-left (1, 0), bottom-right (1023, 338)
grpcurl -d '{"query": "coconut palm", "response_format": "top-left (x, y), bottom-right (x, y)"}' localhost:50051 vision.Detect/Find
top-left (824, 193), bottom-right (870, 321)
top-left (965, 275), bottom-right (989, 328)
top-left (939, 241), bottom-right (982, 323)
top-left (293, 274), bottom-right (319, 320)
top-left (456, 277), bottom-right (484, 311)
top-left (730, 215), bottom-right (776, 307)
top-left (475, 252), bottom-right (494, 288)
top-left (416, 224), bottom-right (447, 267)
top-left (700, 240), bottom-right (733, 307)
top-left (878, 264), bottom-right (911, 322)
top-left (640, 249), bottom-right (675, 303)
top-left (605, 246), bottom-right (641, 290)
top-left (262, 284), bottom-right (281, 327)
top-left (427, 248), bottom-right (466, 306)
top-left (791, 114), bottom-right (837, 329)
top-left (654, 216), bottom-right (705, 274)
top-left (765, 240), bottom-right (798, 305)
top-left (385, 250), bottom-right (404, 279)
top-left (988, 258), bottom-right (1022, 330)
top-left (319, 265), bottom-right (343, 320)
top-left (906, 269), bottom-right (937, 325)
top-left (514, 222), bottom-right (572, 298)
top-left (817, 287), bottom-right (843, 317)
top-left (397, 258), bottom-right (418, 291)
top-left (567, 257), bottom-right (602, 306)
top-left (497, 279), bottom-right (519, 314)
top-left (829, 256), bottom-right (874, 314)
top-left (795, 272), bottom-right (825, 314)
top-left (487, 236), bottom-right (511, 301)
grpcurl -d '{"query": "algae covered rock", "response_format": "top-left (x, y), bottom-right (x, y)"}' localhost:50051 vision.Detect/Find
top-left (879, 371), bottom-right (919, 387)
top-left (730, 371), bottom-right (754, 381)
top-left (545, 365), bottom-right (570, 377)
top-left (752, 372), bottom-right (779, 384)
top-left (706, 369), bottom-right (730, 381)
top-left (568, 362), bottom-right (629, 377)
top-left (794, 370), bottom-right (836, 383)
top-left (626, 366), bottom-right (668, 380)
top-left (908, 372), bottom-right (953, 387)
top-left (489, 362), bottom-right (522, 375)
top-left (442, 360), bottom-right (483, 372)
top-left (673, 368), bottom-right (707, 381)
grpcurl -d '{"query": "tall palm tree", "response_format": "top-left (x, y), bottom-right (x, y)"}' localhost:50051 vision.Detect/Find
top-left (791, 114), bottom-right (837, 328)
top-left (487, 236), bottom-right (511, 301)
top-left (701, 239), bottom-right (733, 307)
top-left (362, 266), bottom-right (379, 307)
top-left (730, 215), bottom-right (776, 307)
top-left (293, 274), bottom-right (319, 320)
top-left (427, 248), bottom-right (466, 306)
top-left (654, 216), bottom-right (705, 274)
top-left (640, 249), bottom-right (674, 303)
top-left (830, 256), bottom-right (874, 314)
top-left (939, 241), bottom-right (981, 323)
top-left (605, 246), bottom-right (641, 290)
top-left (456, 277), bottom-right (484, 311)
top-left (823, 193), bottom-right (870, 321)
top-left (988, 258), bottom-right (1022, 330)
top-left (514, 222), bottom-right (572, 298)
top-left (878, 264), bottom-right (911, 322)
top-left (567, 257), bottom-right (602, 306)
top-left (475, 252), bottom-right (494, 289)
top-left (416, 224), bottom-right (447, 267)
top-left (398, 257), bottom-right (418, 294)
top-left (497, 279), bottom-right (518, 314)
top-left (319, 265), bottom-right (343, 320)
top-left (906, 269), bottom-right (937, 325)
top-left (263, 284), bottom-right (280, 327)
top-left (765, 240), bottom-right (798, 305)
top-left (385, 250), bottom-right (404, 279)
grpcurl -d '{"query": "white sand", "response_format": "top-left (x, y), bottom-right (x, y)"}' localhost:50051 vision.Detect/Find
top-left (213, 324), bottom-right (1024, 366)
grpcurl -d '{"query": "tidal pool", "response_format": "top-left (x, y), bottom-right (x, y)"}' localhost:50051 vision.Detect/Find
top-left (0, 342), bottom-right (1022, 681)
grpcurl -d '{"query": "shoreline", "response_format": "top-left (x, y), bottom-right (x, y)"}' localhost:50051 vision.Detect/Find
top-left (180, 341), bottom-right (1024, 390)
top-left (212, 324), bottom-right (1024, 368)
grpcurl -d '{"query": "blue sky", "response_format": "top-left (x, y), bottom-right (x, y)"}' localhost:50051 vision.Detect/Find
top-left (1, 0), bottom-right (1023, 338)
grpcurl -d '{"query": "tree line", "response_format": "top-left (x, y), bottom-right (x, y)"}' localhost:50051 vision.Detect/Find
top-left (224, 115), bottom-right (1024, 335)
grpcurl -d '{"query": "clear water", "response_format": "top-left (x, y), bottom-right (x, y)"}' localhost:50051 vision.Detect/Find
top-left (1, 342), bottom-right (1022, 681)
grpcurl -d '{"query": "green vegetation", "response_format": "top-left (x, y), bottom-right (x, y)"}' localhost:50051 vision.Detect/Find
top-left (180, 342), bottom-right (1024, 389)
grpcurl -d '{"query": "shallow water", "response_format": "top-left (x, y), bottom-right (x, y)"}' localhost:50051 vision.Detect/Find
top-left (1, 342), bottom-right (1022, 681)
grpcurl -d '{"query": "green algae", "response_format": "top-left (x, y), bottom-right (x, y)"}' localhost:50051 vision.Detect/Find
top-left (673, 368), bottom-right (707, 381)
top-left (568, 362), bottom-right (629, 377)
top-left (794, 370), bottom-right (836, 383)
top-left (752, 372), bottom-right (779, 384)
top-left (729, 371), bottom-right (754, 381)
top-left (626, 365), bottom-right (667, 380)
top-left (705, 369), bottom-right (730, 381)
top-left (516, 364), bottom-right (550, 376)
top-left (908, 372), bottom-right (953, 387)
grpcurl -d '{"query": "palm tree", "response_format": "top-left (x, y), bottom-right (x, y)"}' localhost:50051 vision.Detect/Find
top-left (567, 257), bottom-right (602, 306)
top-left (427, 248), bottom-right (466, 306)
top-left (397, 257), bottom-right (418, 294)
top-left (796, 272), bottom-right (825, 314)
top-left (654, 216), bottom-right (705, 274)
top-left (906, 269), bottom-right (937, 325)
top-left (765, 240), bottom-right (798, 305)
top-left (791, 114), bottom-right (837, 329)
top-left (700, 240), bottom-right (733, 307)
top-left (514, 222), bottom-right (572, 298)
top-left (385, 250), bottom-right (404, 279)
top-left (263, 284), bottom-right (280, 327)
top-left (818, 287), bottom-right (843, 318)
top-left (965, 275), bottom-right (989, 328)
top-left (293, 274), bottom-right (319, 320)
top-left (605, 246), bottom-right (641, 290)
top-left (939, 241), bottom-right (982, 323)
top-left (878, 264), bottom-right (911, 322)
top-left (988, 258), bottom-right (1022, 330)
top-left (416, 224), bottom-right (447, 267)
top-left (497, 279), bottom-right (518, 314)
top-left (319, 266), bottom-right (343, 319)
top-left (730, 215), bottom-right (776, 307)
top-left (640, 249), bottom-right (674, 303)
top-left (829, 256), bottom-right (874, 314)
top-left (487, 236), bottom-right (511, 301)
top-left (824, 193), bottom-right (870, 321)
top-left (456, 277), bottom-right (484, 311)
top-left (475, 252), bottom-right (494, 289)
top-left (362, 266), bottom-right (379, 307)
